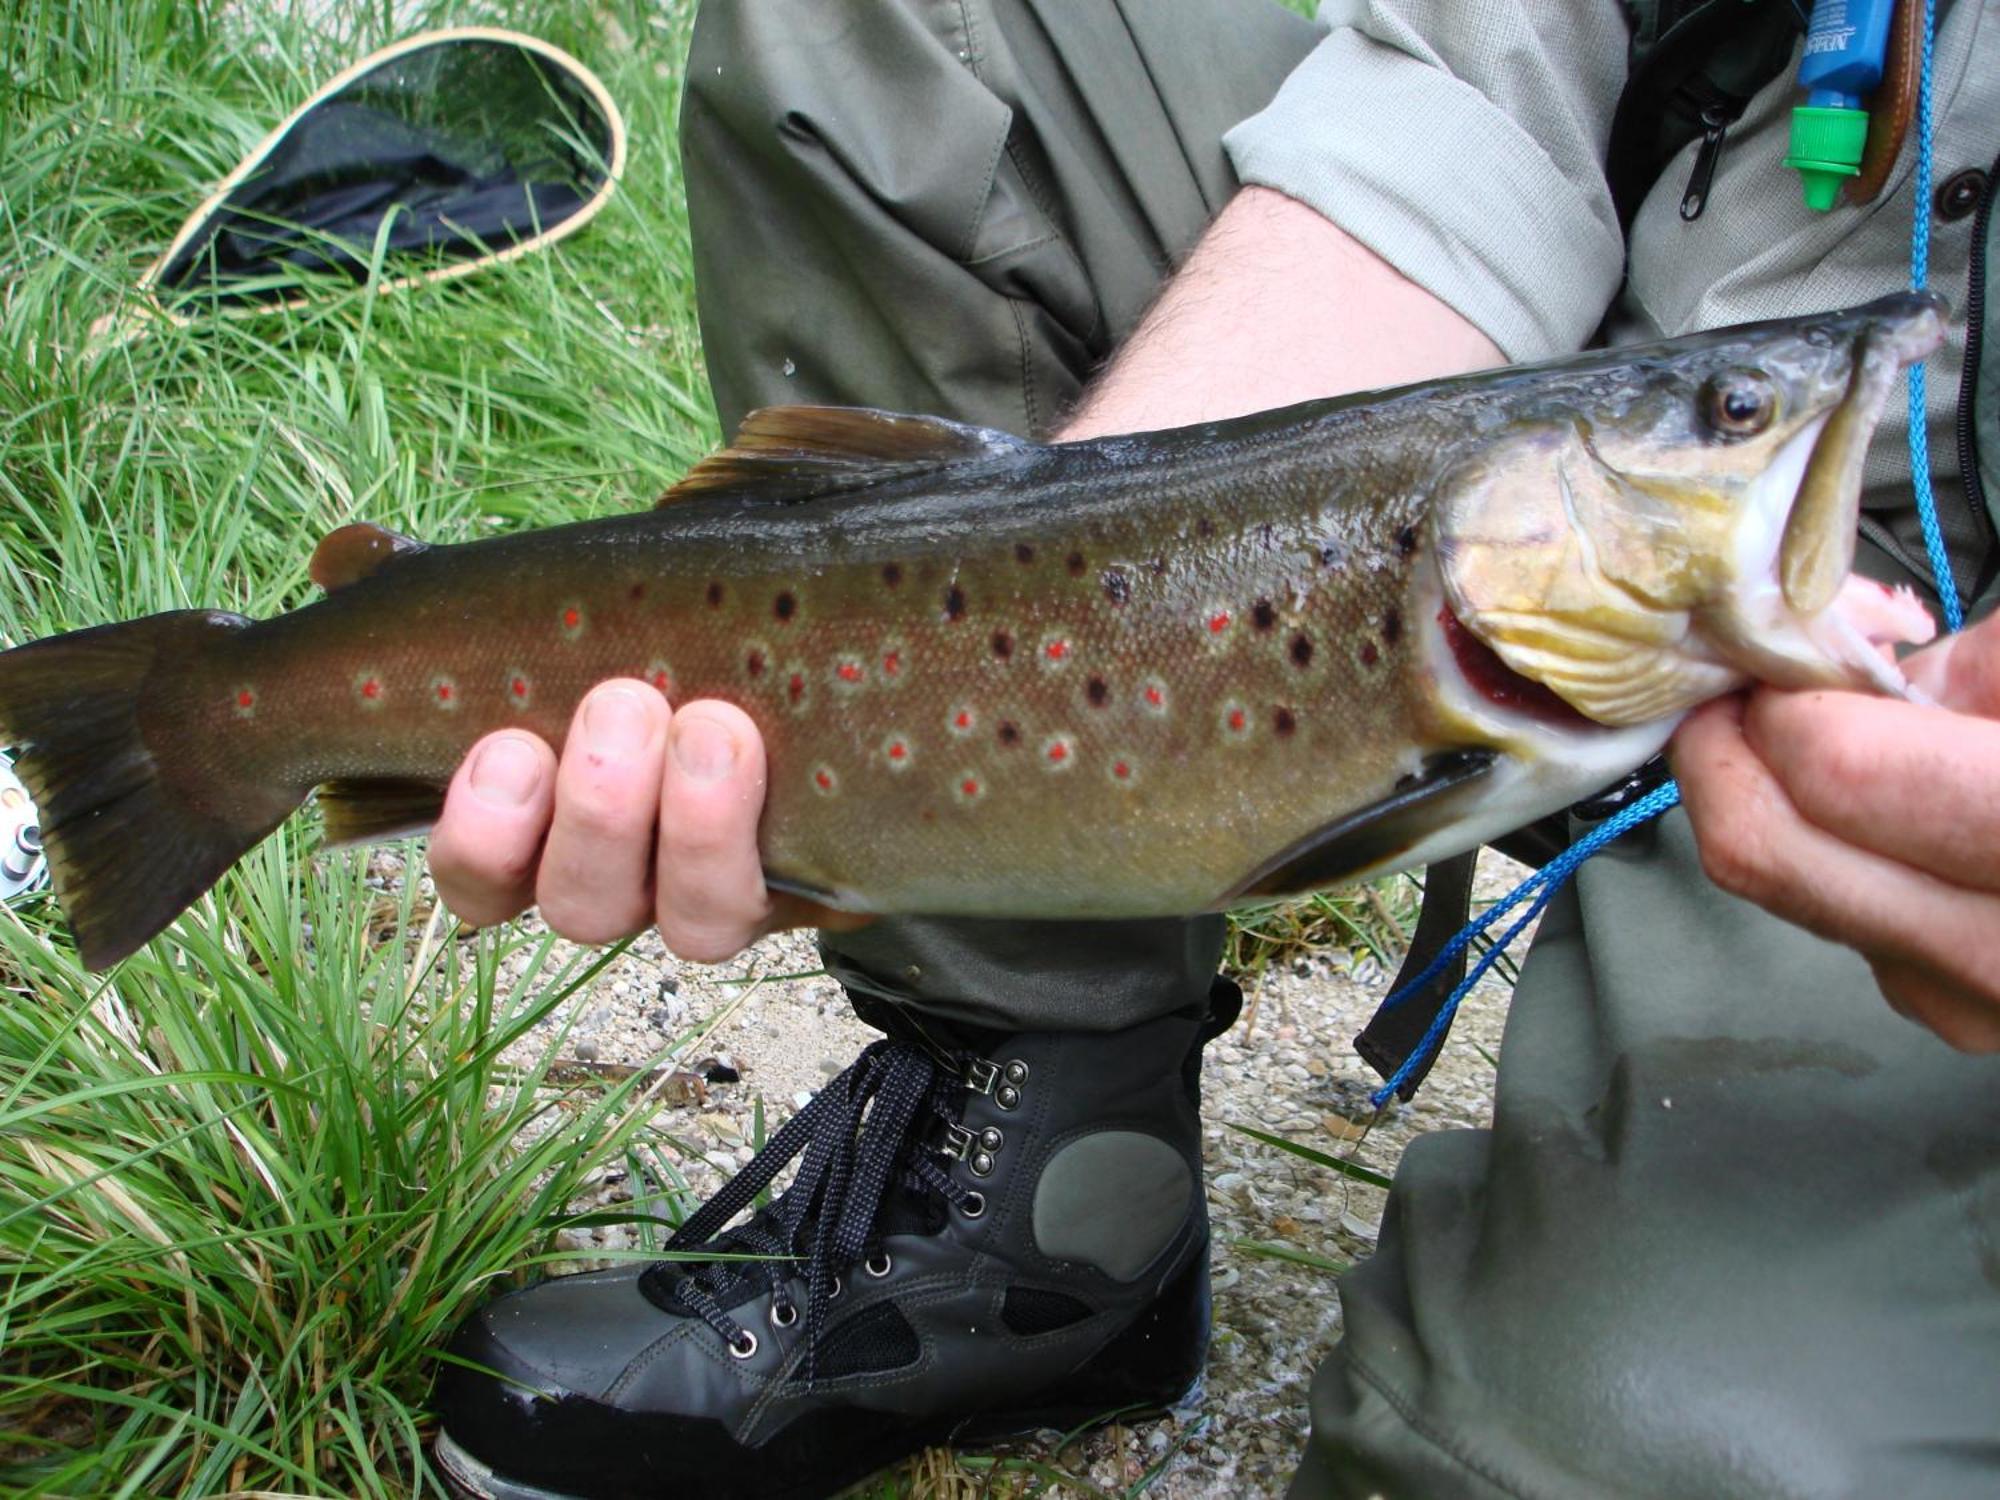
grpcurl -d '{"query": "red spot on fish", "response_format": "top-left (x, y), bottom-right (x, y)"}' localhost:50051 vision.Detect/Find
top-left (236, 689), bottom-right (254, 709)
top-left (817, 770), bottom-right (832, 788)
top-left (437, 683), bottom-right (453, 702)
top-left (1047, 741), bottom-right (1068, 763)
top-left (883, 650), bottom-right (901, 677)
top-left (362, 678), bottom-right (381, 700)
top-left (1207, 610), bottom-right (1231, 635)
top-left (1041, 733), bottom-right (1075, 770)
top-left (1144, 684), bottom-right (1165, 708)
top-left (889, 740), bottom-right (907, 760)
top-left (1113, 760), bottom-right (1132, 780)
top-left (1227, 707), bottom-right (1246, 732)
top-left (1045, 639), bottom-right (1068, 662)
top-left (961, 776), bottom-right (981, 797)
top-left (837, 660), bottom-right (863, 683)
top-left (652, 671), bottom-right (672, 692)
top-left (956, 710), bottom-right (971, 729)
top-left (789, 673), bottom-right (806, 703)
top-left (511, 677), bottom-right (529, 699)
top-left (562, 607), bottom-right (581, 630)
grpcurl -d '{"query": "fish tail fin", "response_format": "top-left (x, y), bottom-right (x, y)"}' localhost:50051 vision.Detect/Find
top-left (0, 610), bottom-right (303, 969)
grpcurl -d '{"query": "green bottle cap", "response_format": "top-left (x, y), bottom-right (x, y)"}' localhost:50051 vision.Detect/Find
top-left (1784, 105), bottom-right (1870, 212)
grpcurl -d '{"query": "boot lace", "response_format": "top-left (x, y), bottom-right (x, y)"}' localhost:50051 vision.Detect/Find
top-left (650, 1037), bottom-right (985, 1378)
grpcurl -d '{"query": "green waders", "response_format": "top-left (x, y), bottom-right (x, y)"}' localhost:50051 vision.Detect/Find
top-left (679, 3), bottom-right (2000, 1496)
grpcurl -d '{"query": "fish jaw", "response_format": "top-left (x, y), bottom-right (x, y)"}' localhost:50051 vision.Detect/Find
top-left (1698, 301), bottom-right (1945, 696)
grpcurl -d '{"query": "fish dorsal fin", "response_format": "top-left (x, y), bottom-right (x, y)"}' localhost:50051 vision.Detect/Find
top-left (657, 406), bottom-right (1030, 507)
top-left (310, 522), bottom-right (426, 591)
top-left (1223, 749), bottom-right (1500, 902)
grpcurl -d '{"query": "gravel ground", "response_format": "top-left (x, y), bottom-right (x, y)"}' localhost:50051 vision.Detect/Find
top-left (464, 850), bottom-right (1531, 1498)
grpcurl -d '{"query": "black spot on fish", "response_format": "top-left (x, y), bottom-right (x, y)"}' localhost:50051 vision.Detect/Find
top-left (1258, 522), bottom-right (1275, 550)
top-left (1359, 641), bottom-right (1380, 667)
top-left (1318, 541), bottom-right (1346, 568)
top-left (1196, 518), bottom-right (1215, 538)
top-left (1394, 525), bottom-right (1418, 557)
top-left (997, 720), bottom-right (1021, 747)
top-left (706, 581), bottom-right (725, 608)
top-left (1381, 607), bottom-right (1402, 646)
top-left (629, 582), bottom-right (646, 601)
top-left (1251, 599), bottom-right (1277, 632)
top-left (1015, 543), bottom-right (1036, 565)
top-left (746, 649), bottom-right (766, 677)
top-left (944, 585), bottom-right (967, 622)
top-left (1273, 706), bottom-right (1297, 737)
top-left (991, 630), bottom-right (1014, 660)
top-left (1086, 676), bottom-right (1109, 707)
top-left (1148, 557), bottom-right (1168, 576)
top-left (773, 591), bottom-right (797, 623)
top-left (882, 562), bottom-right (903, 588)
top-left (1102, 569), bottom-right (1130, 605)
top-left (1066, 551), bottom-right (1087, 577)
top-left (1289, 632), bottom-right (1314, 668)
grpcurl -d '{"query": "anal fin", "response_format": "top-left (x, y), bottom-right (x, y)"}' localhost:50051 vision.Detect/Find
top-left (318, 778), bottom-right (447, 846)
top-left (1225, 749), bottom-right (1498, 902)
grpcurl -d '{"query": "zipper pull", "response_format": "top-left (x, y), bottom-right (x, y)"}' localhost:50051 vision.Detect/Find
top-left (1680, 105), bottom-right (1730, 221)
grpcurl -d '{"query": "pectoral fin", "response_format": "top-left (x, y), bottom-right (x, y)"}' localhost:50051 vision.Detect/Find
top-left (1223, 749), bottom-right (1498, 902)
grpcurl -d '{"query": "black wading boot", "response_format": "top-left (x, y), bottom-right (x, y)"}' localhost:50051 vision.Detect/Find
top-left (432, 988), bottom-right (1237, 1500)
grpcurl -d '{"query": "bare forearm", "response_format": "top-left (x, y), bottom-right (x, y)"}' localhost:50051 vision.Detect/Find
top-left (1060, 186), bottom-right (1505, 439)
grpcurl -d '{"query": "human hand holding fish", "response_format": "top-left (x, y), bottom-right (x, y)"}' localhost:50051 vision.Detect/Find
top-left (1676, 610), bottom-right (2000, 1052)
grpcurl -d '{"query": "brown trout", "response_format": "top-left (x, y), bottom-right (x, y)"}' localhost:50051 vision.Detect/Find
top-left (0, 293), bottom-right (1945, 969)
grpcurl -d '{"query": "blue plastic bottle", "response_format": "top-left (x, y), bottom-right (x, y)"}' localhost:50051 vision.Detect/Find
top-left (1785, 0), bottom-right (1898, 210)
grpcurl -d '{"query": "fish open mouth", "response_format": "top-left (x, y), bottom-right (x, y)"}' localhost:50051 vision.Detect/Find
top-left (1716, 292), bottom-right (1947, 696)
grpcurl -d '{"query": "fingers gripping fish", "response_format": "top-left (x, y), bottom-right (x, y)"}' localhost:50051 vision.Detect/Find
top-left (0, 293), bottom-right (1946, 969)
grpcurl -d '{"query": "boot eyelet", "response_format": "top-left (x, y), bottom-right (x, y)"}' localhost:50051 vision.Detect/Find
top-left (1002, 1059), bottom-right (1029, 1085)
top-left (977, 1126), bottom-right (1004, 1151)
top-left (728, 1329), bottom-right (759, 1360)
top-left (768, 1300), bottom-right (799, 1330)
top-left (830, 1275), bottom-right (844, 1299)
top-left (996, 1085), bottom-right (1020, 1110)
top-left (864, 1251), bottom-right (893, 1278)
top-left (970, 1150), bottom-right (995, 1177)
top-left (960, 1191), bottom-right (986, 1218)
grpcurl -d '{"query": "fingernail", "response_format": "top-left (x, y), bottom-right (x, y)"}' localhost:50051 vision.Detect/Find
top-left (584, 685), bottom-right (653, 756)
top-left (672, 713), bottom-right (738, 782)
top-left (469, 736), bottom-right (541, 807)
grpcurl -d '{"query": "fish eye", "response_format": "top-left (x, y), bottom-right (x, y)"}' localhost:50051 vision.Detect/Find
top-left (1701, 370), bottom-right (1777, 437)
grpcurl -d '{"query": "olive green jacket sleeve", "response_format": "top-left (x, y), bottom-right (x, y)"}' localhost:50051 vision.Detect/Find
top-left (1221, 0), bottom-right (1631, 363)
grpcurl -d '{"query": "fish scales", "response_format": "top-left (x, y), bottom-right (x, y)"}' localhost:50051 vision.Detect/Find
top-left (0, 293), bottom-right (1947, 968)
top-left (202, 416), bottom-right (1440, 915)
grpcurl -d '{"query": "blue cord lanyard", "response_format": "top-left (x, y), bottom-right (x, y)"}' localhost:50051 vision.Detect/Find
top-left (1370, 0), bottom-right (1952, 1108)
